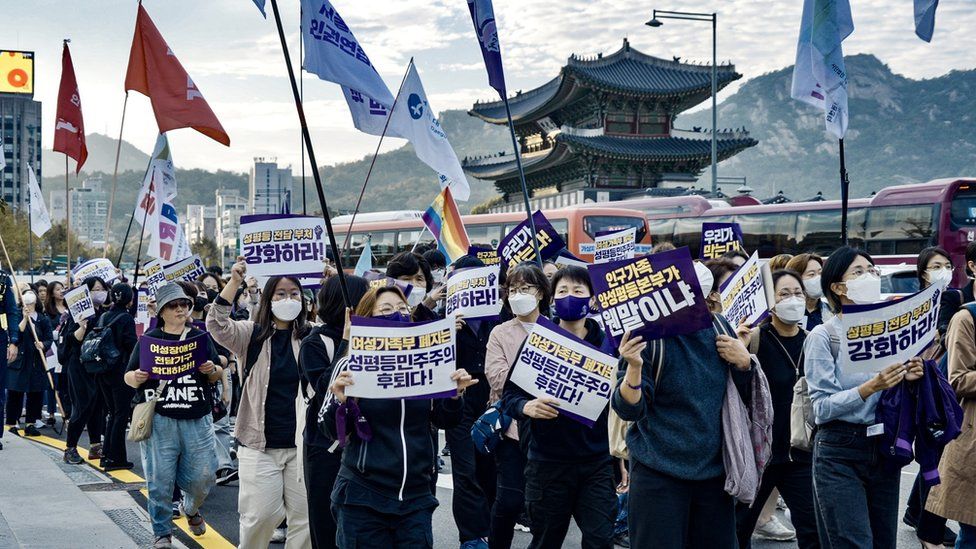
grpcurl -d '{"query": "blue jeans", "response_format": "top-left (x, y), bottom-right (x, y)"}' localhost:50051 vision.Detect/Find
top-left (813, 422), bottom-right (900, 549)
top-left (958, 524), bottom-right (976, 549)
top-left (140, 414), bottom-right (216, 537)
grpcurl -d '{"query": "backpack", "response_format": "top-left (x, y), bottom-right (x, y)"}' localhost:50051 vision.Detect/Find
top-left (471, 400), bottom-right (514, 455)
top-left (79, 313), bottom-right (125, 375)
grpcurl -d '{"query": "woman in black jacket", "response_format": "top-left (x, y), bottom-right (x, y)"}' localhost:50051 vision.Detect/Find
top-left (96, 283), bottom-right (138, 470)
top-left (5, 289), bottom-right (53, 437)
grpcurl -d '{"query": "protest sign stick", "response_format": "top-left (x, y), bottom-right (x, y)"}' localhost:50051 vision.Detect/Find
top-left (269, 0), bottom-right (350, 306)
top-left (410, 226), bottom-right (430, 253)
top-left (299, 4), bottom-right (306, 215)
top-left (27, 171), bottom-right (35, 285)
top-left (502, 96), bottom-right (543, 268)
top-left (839, 138), bottom-right (850, 246)
top-left (65, 155), bottom-right (71, 285)
top-left (102, 92), bottom-right (130, 260)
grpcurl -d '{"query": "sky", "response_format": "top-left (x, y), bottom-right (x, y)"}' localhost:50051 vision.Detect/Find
top-left (2, 0), bottom-right (975, 174)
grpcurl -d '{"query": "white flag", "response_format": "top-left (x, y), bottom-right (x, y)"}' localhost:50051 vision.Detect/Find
top-left (27, 165), bottom-right (52, 237)
top-left (135, 134), bottom-right (177, 231)
top-left (0, 135), bottom-right (6, 171)
top-left (147, 177), bottom-right (189, 262)
top-left (914, 0), bottom-right (939, 42)
top-left (791, 0), bottom-right (852, 139)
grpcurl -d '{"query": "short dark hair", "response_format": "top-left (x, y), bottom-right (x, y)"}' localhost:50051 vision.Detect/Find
top-left (386, 251), bottom-right (433, 293)
top-left (966, 242), bottom-right (976, 277)
top-left (704, 258), bottom-right (739, 293)
top-left (506, 262), bottom-right (551, 315)
top-left (422, 249), bottom-right (447, 271)
top-left (550, 265), bottom-right (593, 297)
top-left (822, 246), bottom-right (874, 313)
top-left (110, 282), bottom-right (134, 310)
top-left (317, 274), bottom-right (370, 329)
top-left (722, 248), bottom-right (750, 263)
top-left (207, 265), bottom-right (224, 276)
top-left (771, 269), bottom-right (805, 296)
top-left (917, 246), bottom-right (952, 289)
top-left (452, 255), bottom-right (485, 271)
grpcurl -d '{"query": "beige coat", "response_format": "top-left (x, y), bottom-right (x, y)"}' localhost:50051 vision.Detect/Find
top-left (926, 309), bottom-right (976, 526)
top-left (485, 318), bottom-right (531, 440)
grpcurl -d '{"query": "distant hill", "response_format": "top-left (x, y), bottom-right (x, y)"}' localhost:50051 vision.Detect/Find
top-left (42, 133), bottom-right (150, 176)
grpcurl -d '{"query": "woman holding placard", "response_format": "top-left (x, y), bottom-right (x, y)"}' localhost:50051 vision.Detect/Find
top-left (386, 251), bottom-right (444, 321)
top-left (804, 246), bottom-right (924, 549)
top-left (95, 283), bottom-right (138, 471)
top-left (5, 289), bottom-right (53, 437)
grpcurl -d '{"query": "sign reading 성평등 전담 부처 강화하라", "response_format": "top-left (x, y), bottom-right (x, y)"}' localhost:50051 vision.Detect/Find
top-left (239, 214), bottom-right (328, 280)
top-left (508, 317), bottom-right (617, 427)
top-left (498, 211), bottom-right (567, 273)
top-left (445, 265), bottom-right (501, 319)
top-left (719, 251), bottom-right (773, 328)
top-left (72, 258), bottom-right (119, 285)
top-left (64, 285), bottom-right (95, 323)
top-left (587, 247), bottom-right (712, 348)
top-left (139, 331), bottom-right (210, 381)
top-left (163, 255), bottom-right (207, 284)
top-left (840, 281), bottom-right (942, 375)
top-left (700, 222), bottom-right (745, 260)
top-left (344, 315), bottom-right (457, 399)
top-left (593, 227), bottom-right (637, 264)
top-left (467, 246), bottom-right (500, 267)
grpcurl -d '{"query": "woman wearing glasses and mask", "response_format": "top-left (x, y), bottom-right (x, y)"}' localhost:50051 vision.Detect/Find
top-left (786, 254), bottom-right (833, 331)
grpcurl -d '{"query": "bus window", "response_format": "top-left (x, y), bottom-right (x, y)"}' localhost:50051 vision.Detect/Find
top-left (370, 231), bottom-right (397, 265)
top-left (583, 215), bottom-right (648, 242)
top-left (397, 229), bottom-right (435, 253)
top-left (647, 218), bottom-right (676, 245)
top-left (865, 205), bottom-right (936, 255)
top-left (346, 232), bottom-right (368, 267)
top-left (795, 208), bottom-right (866, 254)
top-left (465, 224), bottom-right (502, 249)
top-left (734, 213), bottom-right (797, 257)
top-left (949, 188), bottom-right (976, 228)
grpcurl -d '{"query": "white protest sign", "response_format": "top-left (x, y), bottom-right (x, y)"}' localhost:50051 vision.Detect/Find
top-left (65, 285), bottom-right (95, 322)
top-left (136, 288), bottom-right (151, 336)
top-left (593, 228), bottom-right (637, 264)
top-left (841, 282), bottom-right (942, 374)
top-left (239, 214), bottom-right (328, 279)
top-left (72, 258), bottom-right (119, 285)
top-left (719, 251), bottom-right (770, 328)
top-left (554, 252), bottom-right (589, 269)
top-left (143, 259), bottom-right (166, 296)
top-left (345, 316), bottom-right (457, 399)
top-left (509, 317), bottom-right (617, 427)
top-left (445, 265), bottom-right (501, 319)
top-left (163, 255), bottom-right (206, 283)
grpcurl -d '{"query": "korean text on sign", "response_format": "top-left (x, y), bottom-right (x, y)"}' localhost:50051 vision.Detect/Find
top-left (468, 246), bottom-right (500, 267)
top-left (65, 285), bottom-right (95, 322)
top-left (239, 214), bottom-right (328, 279)
top-left (718, 251), bottom-right (769, 328)
top-left (498, 211), bottom-right (566, 273)
top-left (163, 255), bottom-right (206, 283)
top-left (508, 317), bottom-right (617, 427)
top-left (700, 222), bottom-right (745, 259)
top-left (143, 259), bottom-right (166, 296)
top-left (593, 227), bottom-right (637, 264)
top-left (72, 258), bottom-right (119, 285)
top-left (445, 265), bottom-right (502, 319)
top-left (345, 316), bottom-right (457, 399)
top-left (139, 332), bottom-right (210, 381)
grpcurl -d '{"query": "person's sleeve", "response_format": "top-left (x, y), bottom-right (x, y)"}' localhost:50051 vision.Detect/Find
top-left (5, 282), bottom-right (22, 345)
top-left (937, 290), bottom-right (962, 337)
top-left (484, 328), bottom-right (510, 401)
top-left (39, 316), bottom-right (54, 352)
top-left (430, 396), bottom-right (463, 430)
top-left (118, 314), bottom-right (138, 359)
top-left (805, 327), bottom-right (866, 422)
top-left (412, 303), bottom-right (441, 322)
top-left (127, 340), bottom-right (142, 372)
top-left (611, 353), bottom-right (655, 422)
top-left (299, 335), bottom-right (330, 393)
top-left (730, 358), bottom-right (756, 407)
top-left (500, 378), bottom-right (532, 420)
top-left (205, 296), bottom-right (254, 359)
top-left (946, 310), bottom-right (976, 398)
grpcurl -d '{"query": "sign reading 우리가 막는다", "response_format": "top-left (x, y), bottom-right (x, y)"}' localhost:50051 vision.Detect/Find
top-left (719, 251), bottom-right (771, 328)
top-left (72, 258), bottom-right (119, 285)
top-left (64, 285), bottom-right (95, 322)
top-left (498, 211), bottom-right (567, 273)
top-left (139, 332), bottom-right (210, 381)
top-left (445, 265), bottom-right (501, 319)
top-left (840, 282), bottom-right (942, 375)
top-left (239, 214), bottom-right (327, 280)
top-left (345, 315), bottom-right (457, 399)
top-left (587, 247), bottom-right (712, 348)
top-left (700, 222), bottom-right (745, 259)
top-left (508, 317), bottom-right (617, 427)
top-left (163, 255), bottom-right (207, 284)
top-left (593, 227), bottom-right (637, 264)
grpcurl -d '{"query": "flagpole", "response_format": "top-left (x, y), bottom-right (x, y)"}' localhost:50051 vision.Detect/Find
top-left (410, 225), bottom-right (429, 253)
top-left (102, 92), bottom-right (129, 259)
top-left (299, 3), bottom-right (307, 215)
top-left (65, 155), bottom-right (71, 285)
top-left (269, 0), bottom-right (351, 306)
top-left (129, 183), bottom-right (154, 296)
top-left (116, 155), bottom-right (155, 267)
top-left (839, 138), bottom-right (850, 246)
top-left (341, 61), bottom-right (413, 255)
top-left (502, 96), bottom-right (543, 267)
top-left (27, 172), bottom-right (35, 284)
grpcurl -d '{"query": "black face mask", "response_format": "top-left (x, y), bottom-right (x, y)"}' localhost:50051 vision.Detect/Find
top-left (193, 296), bottom-right (208, 312)
top-left (206, 289), bottom-right (218, 303)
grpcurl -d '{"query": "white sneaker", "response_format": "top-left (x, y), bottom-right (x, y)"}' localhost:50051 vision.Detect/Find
top-left (776, 495), bottom-right (788, 510)
top-left (753, 516), bottom-right (796, 541)
top-left (514, 523), bottom-right (530, 533)
top-left (271, 527), bottom-right (287, 543)
top-left (33, 420), bottom-right (45, 429)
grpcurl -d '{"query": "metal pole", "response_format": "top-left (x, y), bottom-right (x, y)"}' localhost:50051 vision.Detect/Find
top-left (65, 155), bottom-right (70, 285)
top-left (839, 138), bottom-right (850, 246)
top-left (710, 13), bottom-right (718, 196)
top-left (27, 170), bottom-right (34, 284)
top-left (503, 96), bottom-right (543, 267)
top-left (299, 3), bottom-right (307, 215)
top-left (116, 155), bottom-right (154, 267)
top-left (102, 93), bottom-right (129, 259)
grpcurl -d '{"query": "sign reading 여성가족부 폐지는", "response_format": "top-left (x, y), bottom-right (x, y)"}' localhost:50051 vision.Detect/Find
top-left (139, 332), bottom-right (210, 381)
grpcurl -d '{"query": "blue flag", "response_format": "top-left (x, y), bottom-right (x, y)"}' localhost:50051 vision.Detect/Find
top-left (467, 0), bottom-right (507, 97)
top-left (355, 237), bottom-right (373, 276)
top-left (252, 0), bottom-right (266, 18)
top-left (914, 0), bottom-right (939, 42)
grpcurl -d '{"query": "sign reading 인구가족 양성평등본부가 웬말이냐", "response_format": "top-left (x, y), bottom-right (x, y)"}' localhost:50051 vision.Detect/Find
top-left (593, 227), bottom-right (637, 264)
top-left (139, 332), bottom-right (210, 381)
top-left (700, 222), bottom-right (745, 260)
top-left (445, 265), bottom-right (501, 320)
top-left (239, 214), bottom-right (328, 281)
top-left (467, 246), bottom-right (500, 267)
top-left (719, 251), bottom-right (772, 329)
top-left (64, 285), bottom-right (95, 323)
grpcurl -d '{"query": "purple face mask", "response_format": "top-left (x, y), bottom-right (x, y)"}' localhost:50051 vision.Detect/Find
top-left (554, 295), bottom-right (590, 321)
top-left (377, 311), bottom-right (411, 323)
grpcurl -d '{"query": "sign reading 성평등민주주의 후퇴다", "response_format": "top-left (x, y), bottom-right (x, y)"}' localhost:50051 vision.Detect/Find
top-left (163, 255), bottom-right (207, 284)
top-left (498, 211), bottom-right (566, 273)
top-left (445, 265), bottom-right (501, 319)
top-left (700, 222), bottom-right (745, 259)
top-left (239, 214), bottom-right (327, 280)
top-left (593, 227), bottom-right (637, 264)
top-left (72, 258), bottom-right (119, 285)
top-left (719, 251), bottom-right (772, 328)
top-left (139, 332), bottom-right (210, 380)
top-left (64, 285), bottom-right (95, 323)
top-left (344, 315), bottom-right (457, 399)
top-left (143, 259), bottom-right (166, 296)
top-left (508, 317), bottom-right (617, 427)
top-left (587, 247), bottom-right (712, 348)
top-left (840, 282), bottom-right (942, 375)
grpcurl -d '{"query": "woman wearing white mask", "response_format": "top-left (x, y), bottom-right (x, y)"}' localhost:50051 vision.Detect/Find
top-left (208, 257), bottom-right (312, 549)
top-left (5, 290), bottom-right (53, 438)
top-left (805, 246), bottom-right (925, 547)
top-left (787, 254), bottom-right (833, 331)
top-left (386, 251), bottom-right (444, 321)
top-left (736, 271), bottom-right (819, 549)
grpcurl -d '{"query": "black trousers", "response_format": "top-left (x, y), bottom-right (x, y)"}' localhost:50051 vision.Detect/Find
top-left (66, 361), bottom-right (105, 448)
top-left (55, 371), bottom-right (72, 420)
top-left (333, 499), bottom-right (434, 548)
top-left (446, 375), bottom-right (494, 543)
top-left (628, 461), bottom-right (737, 549)
top-left (304, 443), bottom-right (342, 549)
top-left (490, 437), bottom-right (526, 549)
top-left (5, 390), bottom-right (44, 425)
top-left (97, 371), bottom-right (133, 462)
top-left (524, 458), bottom-right (616, 549)
top-left (736, 460), bottom-right (820, 549)
top-left (907, 471), bottom-right (951, 544)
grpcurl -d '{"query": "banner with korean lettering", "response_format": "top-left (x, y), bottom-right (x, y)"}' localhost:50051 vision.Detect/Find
top-left (163, 255), bottom-right (206, 283)
top-left (587, 247), bottom-right (711, 348)
top-left (65, 285), bottom-right (95, 322)
top-left (345, 316), bottom-right (457, 399)
top-left (362, 271), bottom-right (416, 300)
top-left (841, 282), bottom-right (942, 374)
top-left (143, 258), bottom-right (166, 296)
top-left (718, 252), bottom-right (770, 328)
top-left (72, 258), bottom-right (119, 285)
top-left (593, 228), bottom-right (637, 264)
top-left (136, 288), bottom-right (151, 337)
top-left (498, 211), bottom-right (566, 273)
top-left (239, 214), bottom-right (327, 280)
top-left (139, 332), bottom-right (210, 380)
top-left (554, 251), bottom-right (588, 269)
top-left (508, 317), bottom-right (616, 427)
top-left (468, 246), bottom-right (499, 267)
top-left (445, 265), bottom-right (501, 319)
top-left (700, 222), bottom-right (745, 259)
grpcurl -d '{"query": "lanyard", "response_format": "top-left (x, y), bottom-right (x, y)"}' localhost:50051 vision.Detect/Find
top-left (767, 328), bottom-right (803, 378)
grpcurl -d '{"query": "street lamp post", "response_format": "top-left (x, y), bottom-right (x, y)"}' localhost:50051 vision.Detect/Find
top-left (647, 9), bottom-right (719, 196)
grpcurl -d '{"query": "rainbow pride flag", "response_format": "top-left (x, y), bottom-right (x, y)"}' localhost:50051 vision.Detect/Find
top-left (422, 186), bottom-right (470, 264)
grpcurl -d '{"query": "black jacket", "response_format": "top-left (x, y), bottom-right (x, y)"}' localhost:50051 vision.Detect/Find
top-left (7, 313), bottom-right (53, 393)
top-left (298, 324), bottom-right (344, 449)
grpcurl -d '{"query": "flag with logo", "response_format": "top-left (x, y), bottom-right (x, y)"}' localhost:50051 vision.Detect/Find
top-left (27, 165), bottom-right (52, 237)
top-left (53, 42), bottom-right (88, 173)
top-left (354, 236), bottom-right (373, 276)
top-left (147, 182), bottom-right (191, 263)
top-left (467, 0), bottom-right (507, 97)
top-left (135, 135), bottom-right (177, 231)
top-left (252, 0), bottom-right (266, 17)
top-left (126, 4), bottom-right (230, 146)
top-left (791, 0), bottom-right (852, 139)
top-left (423, 187), bottom-right (470, 264)
top-left (914, 0), bottom-right (939, 42)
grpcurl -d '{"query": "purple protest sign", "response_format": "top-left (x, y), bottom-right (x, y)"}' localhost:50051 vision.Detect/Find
top-left (139, 332), bottom-right (210, 381)
top-left (468, 246), bottom-right (500, 267)
top-left (498, 210), bottom-right (566, 273)
top-left (587, 246), bottom-right (712, 347)
top-left (362, 271), bottom-right (415, 298)
top-left (700, 222), bottom-right (745, 259)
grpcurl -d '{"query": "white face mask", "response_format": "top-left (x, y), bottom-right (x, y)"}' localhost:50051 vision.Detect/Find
top-left (694, 262), bottom-right (714, 296)
top-left (774, 296), bottom-right (806, 324)
top-left (508, 293), bottom-right (539, 317)
top-left (803, 276), bottom-right (823, 299)
top-left (844, 272), bottom-right (882, 305)
top-left (407, 289), bottom-right (424, 308)
top-left (271, 298), bottom-right (303, 322)
top-left (432, 269), bottom-right (446, 285)
top-left (927, 268), bottom-right (952, 288)
top-left (22, 292), bottom-right (37, 306)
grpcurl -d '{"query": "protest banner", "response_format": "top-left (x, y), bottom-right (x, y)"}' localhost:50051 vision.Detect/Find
top-left (163, 255), bottom-right (206, 283)
top-left (593, 228), bottom-right (637, 264)
top-left (508, 317), bottom-right (617, 427)
top-left (468, 246), bottom-right (500, 267)
top-left (841, 282), bottom-right (942, 374)
top-left (135, 288), bottom-right (151, 337)
top-left (498, 211), bottom-right (566, 273)
top-left (554, 251), bottom-right (589, 269)
top-left (719, 251), bottom-right (771, 328)
top-left (362, 270), bottom-right (415, 299)
top-left (588, 247), bottom-right (711, 347)
top-left (445, 265), bottom-right (501, 319)
top-left (345, 315), bottom-right (457, 399)
top-left (64, 285), bottom-right (95, 322)
top-left (143, 259), bottom-right (166, 296)
top-left (72, 258), bottom-right (119, 285)
top-left (139, 332), bottom-right (210, 380)
top-left (579, 242), bottom-right (652, 255)
top-left (701, 222), bottom-right (745, 259)
top-left (239, 214), bottom-right (328, 280)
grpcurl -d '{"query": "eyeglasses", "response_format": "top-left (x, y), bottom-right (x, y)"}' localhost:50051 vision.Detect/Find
top-left (165, 300), bottom-right (191, 311)
top-left (510, 285), bottom-right (539, 296)
top-left (776, 291), bottom-right (805, 299)
top-left (377, 304), bottom-right (412, 316)
top-left (847, 266), bottom-right (881, 279)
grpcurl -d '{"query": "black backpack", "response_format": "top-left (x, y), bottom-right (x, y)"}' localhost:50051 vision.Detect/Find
top-left (80, 313), bottom-right (124, 374)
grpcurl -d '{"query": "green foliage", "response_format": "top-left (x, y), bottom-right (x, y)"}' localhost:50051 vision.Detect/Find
top-left (191, 237), bottom-right (221, 267)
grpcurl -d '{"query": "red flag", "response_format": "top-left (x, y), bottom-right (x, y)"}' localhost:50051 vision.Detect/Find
top-left (125, 4), bottom-right (230, 146)
top-left (53, 42), bottom-right (88, 173)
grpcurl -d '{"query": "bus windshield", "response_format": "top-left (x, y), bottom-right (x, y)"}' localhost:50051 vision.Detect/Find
top-left (583, 215), bottom-right (647, 242)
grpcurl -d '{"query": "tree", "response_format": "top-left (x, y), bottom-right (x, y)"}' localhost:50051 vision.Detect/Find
top-left (192, 237), bottom-right (221, 268)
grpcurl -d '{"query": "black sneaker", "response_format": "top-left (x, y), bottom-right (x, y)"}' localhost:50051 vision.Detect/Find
top-left (63, 447), bottom-right (84, 465)
top-left (101, 459), bottom-right (135, 471)
top-left (0, 440), bottom-right (4, 451)
top-left (216, 468), bottom-right (239, 486)
top-left (8, 426), bottom-right (20, 436)
top-left (613, 532), bottom-right (631, 548)
top-left (943, 526), bottom-right (958, 546)
top-left (24, 425), bottom-right (41, 437)
top-left (172, 500), bottom-right (182, 518)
